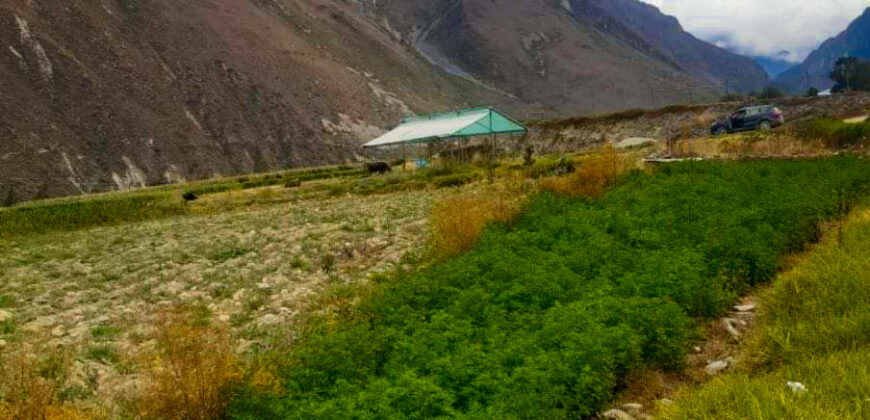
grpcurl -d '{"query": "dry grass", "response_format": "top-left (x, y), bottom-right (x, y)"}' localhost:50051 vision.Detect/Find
top-left (429, 184), bottom-right (526, 260)
top-left (429, 197), bottom-right (517, 260)
top-left (673, 134), bottom-right (829, 158)
top-left (540, 145), bottom-right (627, 197)
top-left (0, 349), bottom-right (94, 420)
top-left (135, 307), bottom-right (242, 420)
top-left (0, 182), bottom-right (463, 415)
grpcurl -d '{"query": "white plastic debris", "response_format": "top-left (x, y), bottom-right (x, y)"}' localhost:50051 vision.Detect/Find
top-left (734, 303), bottom-right (756, 312)
top-left (787, 381), bottom-right (807, 394)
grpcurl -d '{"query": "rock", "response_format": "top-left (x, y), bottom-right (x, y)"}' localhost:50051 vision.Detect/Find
top-left (694, 346), bottom-right (702, 353)
top-left (658, 398), bottom-right (674, 406)
top-left (0, 309), bottom-right (11, 322)
top-left (621, 403), bottom-right (644, 417)
top-left (705, 357), bottom-right (733, 375)
top-left (0, 339), bottom-right (6, 349)
top-left (722, 318), bottom-right (741, 340)
top-left (734, 303), bottom-right (756, 312)
top-left (787, 381), bottom-right (807, 394)
top-left (616, 137), bottom-right (656, 149)
top-left (602, 408), bottom-right (635, 420)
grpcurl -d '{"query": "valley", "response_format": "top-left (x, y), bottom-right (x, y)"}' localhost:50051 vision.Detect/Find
top-left (4, 1), bottom-right (870, 419)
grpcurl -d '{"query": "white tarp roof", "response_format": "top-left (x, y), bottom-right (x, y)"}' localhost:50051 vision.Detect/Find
top-left (363, 108), bottom-right (527, 148)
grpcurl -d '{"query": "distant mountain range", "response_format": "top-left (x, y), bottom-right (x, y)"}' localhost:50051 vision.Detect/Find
top-left (754, 55), bottom-right (795, 79)
top-left (0, 0), bottom-right (769, 203)
top-left (776, 8), bottom-right (870, 93)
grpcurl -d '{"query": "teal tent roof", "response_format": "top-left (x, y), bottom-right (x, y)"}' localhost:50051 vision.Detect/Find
top-left (363, 107), bottom-right (527, 148)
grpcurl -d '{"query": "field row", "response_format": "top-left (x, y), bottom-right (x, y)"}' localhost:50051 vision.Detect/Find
top-left (230, 157), bottom-right (870, 419)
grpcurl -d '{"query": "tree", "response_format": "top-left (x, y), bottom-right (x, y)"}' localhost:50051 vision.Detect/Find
top-left (807, 87), bottom-right (820, 97)
top-left (830, 57), bottom-right (870, 92)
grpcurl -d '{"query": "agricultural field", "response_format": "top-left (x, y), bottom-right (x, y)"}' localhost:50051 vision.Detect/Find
top-left (2, 133), bottom-right (870, 419)
top-left (0, 165), bottom-right (518, 417)
top-left (229, 157), bottom-right (870, 419)
top-left (661, 205), bottom-right (870, 419)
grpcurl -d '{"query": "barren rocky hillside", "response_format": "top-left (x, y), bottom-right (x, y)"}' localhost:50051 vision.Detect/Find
top-left (0, 0), bottom-right (524, 203)
top-left (1, 0), bottom-right (769, 203)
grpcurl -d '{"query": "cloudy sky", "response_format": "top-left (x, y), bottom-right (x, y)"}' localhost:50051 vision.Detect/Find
top-left (641, 0), bottom-right (870, 62)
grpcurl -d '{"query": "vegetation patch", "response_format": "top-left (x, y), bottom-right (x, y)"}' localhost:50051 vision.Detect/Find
top-left (230, 158), bottom-right (870, 419)
top-left (0, 192), bottom-right (187, 238)
top-left (802, 117), bottom-right (870, 148)
top-left (661, 206), bottom-right (870, 419)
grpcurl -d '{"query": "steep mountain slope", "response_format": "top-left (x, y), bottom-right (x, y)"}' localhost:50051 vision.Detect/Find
top-left (367, 0), bottom-right (768, 114)
top-left (0, 0), bottom-right (522, 203)
top-left (1, 0), bottom-right (768, 203)
top-left (776, 8), bottom-right (870, 93)
top-left (585, 0), bottom-right (769, 92)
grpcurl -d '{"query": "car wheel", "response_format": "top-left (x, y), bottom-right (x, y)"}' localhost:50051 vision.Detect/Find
top-left (715, 127), bottom-right (728, 136)
top-left (759, 121), bottom-right (772, 131)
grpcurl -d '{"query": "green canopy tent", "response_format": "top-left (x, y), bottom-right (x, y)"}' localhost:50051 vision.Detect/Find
top-left (363, 107), bottom-right (528, 170)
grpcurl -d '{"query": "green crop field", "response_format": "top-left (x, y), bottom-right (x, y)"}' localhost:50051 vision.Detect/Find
top-left (4, 153), bottom-right (870, 419)
top-left (229, 157), bottom-right (870, 419)
top-left (661, 205), bottom-right (870, 419)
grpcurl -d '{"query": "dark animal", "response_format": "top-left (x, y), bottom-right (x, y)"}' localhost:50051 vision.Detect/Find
top-left (182, 191), bottom-right (198, 202)
top-left (366, 162), bottom-right (391, 174)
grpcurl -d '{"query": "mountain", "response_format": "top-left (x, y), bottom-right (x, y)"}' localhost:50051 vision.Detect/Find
top-left (370, 0), bottom-right (768, 113)
top-left (776, 8), bottom-right (870, 93)
top-left (1, 0), bottom-right (768, 203)
top-left (755, 55), bottom-right (795, 79)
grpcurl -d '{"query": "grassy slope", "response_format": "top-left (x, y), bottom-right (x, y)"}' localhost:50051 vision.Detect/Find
top-left (660, 207), bottom-right (870, 419)
top-left (230, 158), bottom-right (870, 419)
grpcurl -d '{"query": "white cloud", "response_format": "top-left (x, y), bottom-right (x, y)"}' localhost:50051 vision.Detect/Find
top-left (641, 0), bottom-right (870, 62)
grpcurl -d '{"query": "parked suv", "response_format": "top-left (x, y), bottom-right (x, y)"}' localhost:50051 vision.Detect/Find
top-left (711, 105), bottom-right (784, 135)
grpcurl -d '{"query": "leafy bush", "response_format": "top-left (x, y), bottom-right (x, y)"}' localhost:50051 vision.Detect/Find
top-left (433, 173), bottom-right (475, 188)
top-left (231, 158), bottom-right (870, 419)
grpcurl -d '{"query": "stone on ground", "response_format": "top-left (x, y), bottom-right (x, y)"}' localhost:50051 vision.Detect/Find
top-left (602, 408), bottom-right (635, 420)
top-left (621, 403), bottom-right (644, 417)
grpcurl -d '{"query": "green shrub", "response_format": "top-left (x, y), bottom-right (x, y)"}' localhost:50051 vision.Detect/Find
top-left (433, 174), bottom-right (474, 188)
top-left (803, 118), bottom-right (870, 148)
top-left (231, 158), bottom-right (870, 419)
top-left (529, 157), bottom-right (576, 178)
top-left (0, 192), bottom-right (187, 237)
